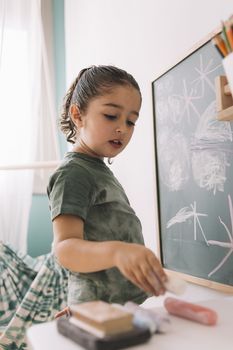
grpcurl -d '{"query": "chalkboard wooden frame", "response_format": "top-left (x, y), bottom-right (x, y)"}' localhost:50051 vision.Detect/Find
top-left (152, 27), bottom-right (233, 293)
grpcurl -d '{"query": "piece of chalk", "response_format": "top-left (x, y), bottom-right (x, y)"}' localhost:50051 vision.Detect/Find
top-left (164, 275), bottom-right (187, 295)
top-left (164, 297), bottom-right (218, 326)
top-left (123, 301), bottom-right (171, 334)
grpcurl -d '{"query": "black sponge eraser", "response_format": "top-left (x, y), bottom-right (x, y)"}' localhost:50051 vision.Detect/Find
top-left (57, 317), bottom-right (151, 350)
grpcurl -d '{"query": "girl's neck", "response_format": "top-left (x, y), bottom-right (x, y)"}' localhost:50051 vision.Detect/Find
top-left (73, 138), bottom-right (103, 160)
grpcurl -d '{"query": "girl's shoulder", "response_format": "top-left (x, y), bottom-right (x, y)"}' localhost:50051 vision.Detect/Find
top-left (48, 152), bottom-right (109, 190)
top-left (49, 155), bottom-right (93, 185)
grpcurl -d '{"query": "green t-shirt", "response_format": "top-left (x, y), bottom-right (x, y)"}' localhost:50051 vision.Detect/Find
top-left (47, 152), bottom-right (148, 305)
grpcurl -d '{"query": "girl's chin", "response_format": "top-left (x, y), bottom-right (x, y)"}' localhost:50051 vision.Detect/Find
top-left (94, 146), bottom-right (124, 159)
top-left (106, 150), bottom-right (123, 158)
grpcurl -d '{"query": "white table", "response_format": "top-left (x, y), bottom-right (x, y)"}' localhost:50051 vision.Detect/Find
top-left (27, 284), bottom-right (233, 350)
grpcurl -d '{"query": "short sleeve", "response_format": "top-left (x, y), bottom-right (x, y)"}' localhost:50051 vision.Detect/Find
top-left (47, 164), bottom-right (95, 221)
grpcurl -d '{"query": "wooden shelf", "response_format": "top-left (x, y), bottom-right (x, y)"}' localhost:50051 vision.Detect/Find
top-left (217, 105), bottom-right (233, 121)
top-left (224, 84), bottom-right (231, 96)
top-left (215, 76), bottom-right (233, 121)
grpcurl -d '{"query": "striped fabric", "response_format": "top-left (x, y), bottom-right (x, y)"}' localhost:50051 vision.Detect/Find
top-left (0, 242), bottom-right (68, 349)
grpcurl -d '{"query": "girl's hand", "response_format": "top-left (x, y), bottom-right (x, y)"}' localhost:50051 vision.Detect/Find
top-left (114, 242), bottom-right (167, 296)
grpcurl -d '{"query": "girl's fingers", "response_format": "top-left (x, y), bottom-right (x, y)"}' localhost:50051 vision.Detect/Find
top-left (146, 270), bottom-right (165, 295)
top-left (139, 255), bottom-right (167, 294)
top-left (136, 274), bottom-right (160, 295)
top-left (126, 270), bottom-right (155, 294)
top-left (117, 246), bottom-right (167, 295)
top-left (54, 306), bottom-right (71, 319)
top-left (147, 255), bottom-right (168, 284)
top-left (132, 267), bottom-right (163, 296)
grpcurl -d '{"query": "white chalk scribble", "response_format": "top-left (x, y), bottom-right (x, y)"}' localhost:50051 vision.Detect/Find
top-left (208, 195), bottom-right (233, 277)
top-left (191, 101), bottom-right (232, 195)
top-left (191, 54), bottom-right (222, 95)
top-left (192, 151), bottom-right (229, 195)
top-left (155, 75), bottom-right (174, 99)
top-left (173, 79), bottom-right (201, 122)
top-left (158, 129), bottom-right (189, 191)
top-left (167, 201), bottom-right (208, 244)
top-left (155, 76), bottom-right (183, 125)
top-left (193, 100), bottom-right (232, 143)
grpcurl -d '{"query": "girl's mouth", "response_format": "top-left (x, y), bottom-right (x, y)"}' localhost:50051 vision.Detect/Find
top-left (109, 140), bottom-right (123, 149)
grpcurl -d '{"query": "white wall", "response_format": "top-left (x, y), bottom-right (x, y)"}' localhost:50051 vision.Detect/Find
top-left (64, 0), bottom-right (233, 256)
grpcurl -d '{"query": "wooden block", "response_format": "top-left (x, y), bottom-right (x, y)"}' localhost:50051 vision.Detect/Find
top-left (69, 316), bottom-right (134, 338)
top-left (70, 301), bottom-right (133, 335)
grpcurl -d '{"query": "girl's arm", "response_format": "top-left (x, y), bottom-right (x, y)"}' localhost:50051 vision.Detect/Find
top-left (53, 214), bottom-right (167, 296)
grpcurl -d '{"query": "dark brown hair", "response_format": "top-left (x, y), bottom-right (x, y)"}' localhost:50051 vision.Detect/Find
top-left (60, 65), bottom-right (141, 143)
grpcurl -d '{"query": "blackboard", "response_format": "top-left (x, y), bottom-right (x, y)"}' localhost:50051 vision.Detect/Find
top-left (152, 28), bottom-right (233, 292)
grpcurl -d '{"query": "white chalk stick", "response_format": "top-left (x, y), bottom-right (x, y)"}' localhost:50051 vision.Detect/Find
top-left (164, 275), bottom-right (187, 295)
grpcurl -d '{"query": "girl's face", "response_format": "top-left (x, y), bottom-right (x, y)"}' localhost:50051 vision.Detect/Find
top-left (72, 85), bottom-right (141, 159)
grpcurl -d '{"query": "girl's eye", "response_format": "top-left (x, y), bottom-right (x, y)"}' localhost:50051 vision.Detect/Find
top-left (127, 120), bottom-right (136, 127)
top-left (104, 114), bottom-right (117, 120)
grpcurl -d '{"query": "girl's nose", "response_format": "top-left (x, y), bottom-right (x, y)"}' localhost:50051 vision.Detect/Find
top-left (116, 122), bottom-right (126, 134)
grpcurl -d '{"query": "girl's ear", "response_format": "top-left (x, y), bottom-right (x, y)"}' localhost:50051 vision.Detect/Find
top-left (70, 104), bottom-right (84, 127)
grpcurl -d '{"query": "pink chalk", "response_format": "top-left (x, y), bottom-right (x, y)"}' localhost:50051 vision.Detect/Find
top-left (164, 297), bottom-right (218, 326)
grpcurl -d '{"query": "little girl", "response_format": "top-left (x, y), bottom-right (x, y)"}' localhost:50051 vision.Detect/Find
top-left (47, 65), bottom-right (167, 305)
top-left (0, 65), bottom-right (166, 349)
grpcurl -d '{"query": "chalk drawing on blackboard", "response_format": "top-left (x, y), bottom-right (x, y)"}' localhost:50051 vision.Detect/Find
top-left (156, 76), bottom-right (183, 125)
top-left (193, 100), bottom-right (232, 142)
top-left (173, 79), bottom-right (201, 123)
top-left (157, 101), bottom-right (232, 194)
top-left (191, 100), bottom-right (232, 194)
top-left (191, 54), bottom-right (222, 94)
top-left (158, 130), bottom-right (189, 191)
top-left (156, 76), bottom-right (174, 98)
top-left (155, 54), bottom-right (229, 194)
top-left (207, 194), bottom-right (233, 277)
top-left (192, 150), bottom-right (229, 194)
top-left (171, 55), bottom-right (222, 123)
top-left (166, 201), bottom-right (209, 245)
top-left (156, 55), bottom-right (222, 127)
